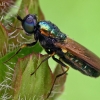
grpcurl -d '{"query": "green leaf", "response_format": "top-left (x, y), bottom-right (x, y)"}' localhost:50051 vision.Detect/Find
top-left (11, 53), bottom-right (53, 100)
top-left (0, 49), bottom-right (67, 99)
top-left (0, 22), bottom-right (8, 57)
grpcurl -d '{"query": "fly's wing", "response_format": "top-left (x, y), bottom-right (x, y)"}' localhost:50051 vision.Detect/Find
top-left (54, 37), bottom-right (100, 71)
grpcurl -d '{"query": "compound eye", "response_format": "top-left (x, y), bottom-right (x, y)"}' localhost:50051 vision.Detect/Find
top-left (22, 15), bottom-right (37, 34)
top-left (26, 16), bottom-right (34, 23)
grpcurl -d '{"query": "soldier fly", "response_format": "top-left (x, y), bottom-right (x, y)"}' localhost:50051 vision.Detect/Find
top-left (5, 14), bottom-right (100, 99)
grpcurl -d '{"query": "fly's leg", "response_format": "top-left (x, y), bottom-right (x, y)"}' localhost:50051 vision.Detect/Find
top-left (46, 56), bottom-right (69, 99)
top-left (30, 52), bottom-right (55, 75)
top-left (4, 41), bottom-right (37, 63)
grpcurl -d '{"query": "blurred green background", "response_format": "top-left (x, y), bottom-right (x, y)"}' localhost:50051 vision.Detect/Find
top-left (39, 0), bottom-right (100, 100)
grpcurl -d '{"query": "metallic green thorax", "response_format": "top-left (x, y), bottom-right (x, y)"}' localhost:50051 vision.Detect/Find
top-left (38, 21), bottom-right (67, 41)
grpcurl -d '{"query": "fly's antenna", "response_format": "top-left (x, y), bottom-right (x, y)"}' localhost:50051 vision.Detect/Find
top-left (16, 15), bottom-right (23, 22)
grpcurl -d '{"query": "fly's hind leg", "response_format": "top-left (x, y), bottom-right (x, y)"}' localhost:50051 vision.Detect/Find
top-left (46, 56), bottom-right (69, 99)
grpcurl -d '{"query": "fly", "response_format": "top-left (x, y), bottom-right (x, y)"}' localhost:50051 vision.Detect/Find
top-left (4, 14), bottom-right (100, 99)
